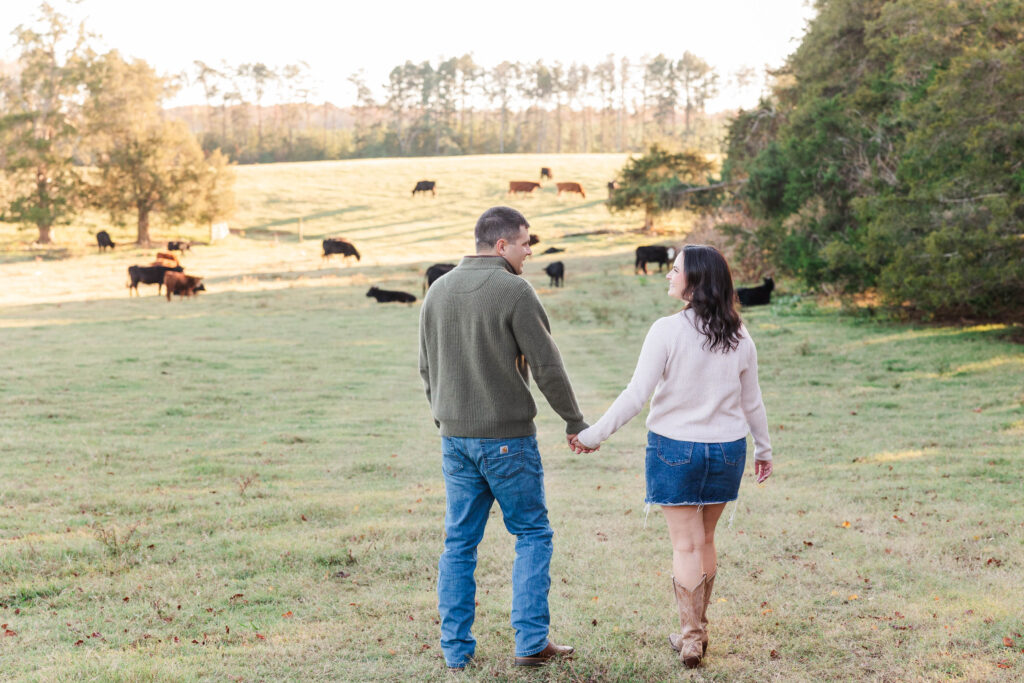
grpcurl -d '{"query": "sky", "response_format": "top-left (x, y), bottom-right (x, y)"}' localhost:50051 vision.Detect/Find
top-left (2, 0), bottom-right (817, 111)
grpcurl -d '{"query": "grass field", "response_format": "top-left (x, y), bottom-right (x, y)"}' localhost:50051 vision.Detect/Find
top-left (1, 154), bottom-right (1023, 681)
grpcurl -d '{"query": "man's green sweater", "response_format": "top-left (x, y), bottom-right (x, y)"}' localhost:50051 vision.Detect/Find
top-left (418, 255), bottom-right (588, 438)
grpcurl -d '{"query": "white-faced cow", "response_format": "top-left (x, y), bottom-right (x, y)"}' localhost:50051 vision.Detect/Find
top-left (634, 245), bottom-right (675, 275)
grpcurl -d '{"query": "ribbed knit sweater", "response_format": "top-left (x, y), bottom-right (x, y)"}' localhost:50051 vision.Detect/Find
top-left (418, 255), bottom-right (588, 438)
top-left (577, 309), bottom-right (772, 461)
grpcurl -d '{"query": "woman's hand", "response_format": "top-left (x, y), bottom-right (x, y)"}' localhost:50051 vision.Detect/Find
top-left (754, 459), bottom-right (773, 483)
top-left (567, 434), bottom-right (598, 454)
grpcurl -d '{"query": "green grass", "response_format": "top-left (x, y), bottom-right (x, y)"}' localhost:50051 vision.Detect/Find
top-left (1, 155), bottom-right (1023, 681)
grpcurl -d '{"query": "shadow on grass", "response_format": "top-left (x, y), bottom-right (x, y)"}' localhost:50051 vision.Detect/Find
top-left (241, 205), bottom-right (371, 234)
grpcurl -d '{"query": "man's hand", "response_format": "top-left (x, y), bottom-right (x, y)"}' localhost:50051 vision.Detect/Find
top-left (567, 434), bottom-right (598, 454)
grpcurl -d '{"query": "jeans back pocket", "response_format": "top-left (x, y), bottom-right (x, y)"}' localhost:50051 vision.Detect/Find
top-left (717, 438), bottom-right (747, 466)
top-left (653, 435), bottom-right (694, 466)
top-left (483, 441), bottom-right (525, 479)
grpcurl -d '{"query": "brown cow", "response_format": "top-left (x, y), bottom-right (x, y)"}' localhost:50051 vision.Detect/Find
top-left (163, 271), bottom-right (205, 301)
top-left (150, 252), bottom-right (180, 268)
top-left (556, 182), bottom-right (586, 199)
top-left (508, 181), bottom-right (541, 195)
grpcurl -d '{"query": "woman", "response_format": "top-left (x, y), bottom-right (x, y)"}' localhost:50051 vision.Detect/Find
top-left (572, 245), bottom-right (773, 668)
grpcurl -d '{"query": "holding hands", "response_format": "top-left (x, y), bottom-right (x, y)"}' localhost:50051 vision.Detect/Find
top-left (567, 434), bottom-right (599, 454)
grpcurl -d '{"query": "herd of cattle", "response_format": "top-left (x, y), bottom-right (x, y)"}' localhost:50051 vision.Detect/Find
top-left (95, 166), bottom-right (775, 307)
top-left (411, 167), bottom-right (611, 201)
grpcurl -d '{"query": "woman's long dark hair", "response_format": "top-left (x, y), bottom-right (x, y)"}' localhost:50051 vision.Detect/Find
top-left (681, 245), bottom-right (742, 352)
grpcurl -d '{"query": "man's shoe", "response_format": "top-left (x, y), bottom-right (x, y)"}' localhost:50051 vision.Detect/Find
top-left (514, 641), bottom-right (575, 667)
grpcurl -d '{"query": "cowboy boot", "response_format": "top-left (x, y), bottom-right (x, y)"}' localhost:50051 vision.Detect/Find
top-left (700, 571), bottom-right (716, 655)
top-left (668, 575), bottom-right (706, 668)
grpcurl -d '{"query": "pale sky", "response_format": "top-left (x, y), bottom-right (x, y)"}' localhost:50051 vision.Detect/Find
top-left (3, 0), bottom-right (816, 111)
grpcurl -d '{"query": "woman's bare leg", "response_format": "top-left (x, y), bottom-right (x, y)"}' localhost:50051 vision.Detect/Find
top-left (661, 505), bottom-right (705, 589)
top-left (699, 503), bottom-right (727, 577)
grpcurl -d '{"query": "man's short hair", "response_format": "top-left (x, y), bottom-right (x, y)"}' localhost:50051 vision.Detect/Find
top-left (475, 206), bottom-right (529, 251)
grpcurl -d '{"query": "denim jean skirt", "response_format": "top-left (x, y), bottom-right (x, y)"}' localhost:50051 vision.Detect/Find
top-left (645, 431), bottom-right (747, 506)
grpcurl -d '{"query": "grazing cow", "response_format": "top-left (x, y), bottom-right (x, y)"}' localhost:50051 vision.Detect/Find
top-left (167, 240), bottom-right (191, 252)
top-left (322, 238), bottom-right (361, 263)
top-left (607, 180), bottom-right (620, 197)
top-left (529, 234), bottom-right (540, 246)
top-left (412, 180), bottom-right (437, 197)
top-left (736, 277), bottom-right (775, 306)
top-left (540, 167), bottom-right (553, 180)
top-left (542, 247), bottom-right (564, 255)
top-left (543, 261), bottom-right (565, 288)
top-left (96, 230), bottom-right (115, 252)
top-left (367, 286), bottom-right (416, 304)
top-left (508, 181), bottom-right (541, 195)
top-left (635, 245), bottom-right (675, 274)
top-left (127, 264), bottom-right (183, 295)
top-left (556, 182), bottom-right (586, 199)
top-left (164, 271), bottom-right (205, 301)
top-left (424, 263), bottom-right (456, 293)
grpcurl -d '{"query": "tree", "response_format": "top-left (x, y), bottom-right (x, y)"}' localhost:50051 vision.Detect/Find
top-left (0, 3), bottom-right (90, 244)
top-left (85, 51), bottom-right (233, 245)
top-left (486, 61), bottom-right (518, 153)
top-left (608, 144), bottom-right (714, 230)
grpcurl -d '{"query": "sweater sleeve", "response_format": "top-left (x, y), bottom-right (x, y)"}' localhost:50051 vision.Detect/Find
top-left (417, 302), bottom-right (439, 428)
top-left (576, 321), bottom-right (668, 449)
top-left (510, 287), bottom-right (588, 434)
top-left (740, 337), bottom-right (772, 461)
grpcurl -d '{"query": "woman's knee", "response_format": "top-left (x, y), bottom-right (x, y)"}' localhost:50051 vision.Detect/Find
top-left (671, 534), bottom-right (705, 555)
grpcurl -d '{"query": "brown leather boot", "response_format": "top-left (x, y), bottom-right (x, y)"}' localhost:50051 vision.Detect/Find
top-left (668, 575), bottom-right (706, 668)
top-left (514, 641), bottom-right (574, 667)
top-left (670, 572), bottom-right (717, 656)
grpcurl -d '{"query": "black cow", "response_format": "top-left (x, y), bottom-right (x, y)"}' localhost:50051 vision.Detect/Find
top-left (127, 264), bottom-right (183, 296)
top-left (540, 167), bottom-right (553, 180)
top-left (367, 286), bottom-right (416, 304)
top-left (607, 180), bottom-right (619, 197)
top-left (167, 240), bottom-right (191, 252)
top-left (543, 261), bottom-right (565, 287)
top-left (322, 238), bottom-right (361, 263)
top-left (635, 245), bottom-right (675, 274)
top-left (528, 234), bottom-right (540, 246)
top-left (737, 277), bottom-right (775, 306)
top-left (96, 230), bottom-right (115, 252)
top-left (412, 180), bottom-right (436, 197)
top-left (424, 263), bottom-right (456, 293)
top-left (542, 247), bottom-right (564, 255)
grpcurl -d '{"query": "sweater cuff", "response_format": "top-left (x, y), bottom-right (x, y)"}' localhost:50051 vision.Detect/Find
top-left (566, 420), bottom-right (589, 435)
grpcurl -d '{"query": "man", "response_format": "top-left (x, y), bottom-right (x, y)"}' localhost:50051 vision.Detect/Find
top-left (418, 206), bottom-right (596, 670)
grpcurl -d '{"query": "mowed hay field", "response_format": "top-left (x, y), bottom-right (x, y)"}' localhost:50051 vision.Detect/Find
top-left (1, 154), bottom-right (1023, 681)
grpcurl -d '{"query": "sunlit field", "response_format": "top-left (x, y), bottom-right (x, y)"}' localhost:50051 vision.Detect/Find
top-left (1, 154), bottom-right (1022, 681)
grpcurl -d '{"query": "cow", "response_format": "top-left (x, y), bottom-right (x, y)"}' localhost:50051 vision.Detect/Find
top-left (127, 265), bottom-right (183, 295)
top-left (540, 167), bottom-right (553, 180)
top-left (542, 247), bottom-right (564, 255)
top-left (367, 286), bottom-right (416, 304)
top-left (322, 238), bottom-right (361, 263)
top-left (508, 181), bottom-right (541, 196)
top-left (164, 271), bottom-right (205, 301)
top-left (424, 263), bottom-right (456, 293)
top-left (543, 261), bottom-right (565, 288)
top-left (412, 180), bottom-right (436, 197)
top-left (96, 230), bottom-right (115, 252)
top-left (737, 277), bottom-right (775, 306)
top-left (167, 240), bottom-right (191, 252)
top-left (556, 182), bottom-right (586, 199)
top-left (607, 180), bottom-right (620, 197)
top-left (150, 251), bottom-right (180, 268)
top-left (635, 245), bottom-right (676, 275)
top-left (529, 234), bottom-right (540, 246)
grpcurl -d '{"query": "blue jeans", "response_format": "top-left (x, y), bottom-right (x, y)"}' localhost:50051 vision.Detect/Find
top-left (437, 435), bottom-right (553, 667)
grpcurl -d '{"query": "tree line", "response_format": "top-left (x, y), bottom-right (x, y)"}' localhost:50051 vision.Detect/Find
top-left (0, 4), bottom-right (234, 245)
top-left (721, 0), bottom-right (1023, 320)
top-left (177, 53), bottom-right (734, 163)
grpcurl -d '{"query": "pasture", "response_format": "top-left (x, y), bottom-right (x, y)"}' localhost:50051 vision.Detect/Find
top-left (1, 154), bottom-right (1022, 681)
